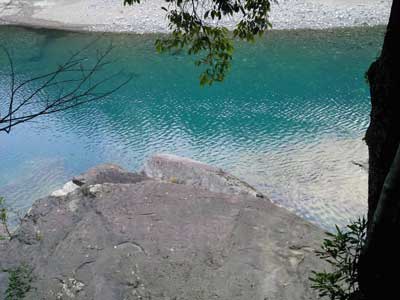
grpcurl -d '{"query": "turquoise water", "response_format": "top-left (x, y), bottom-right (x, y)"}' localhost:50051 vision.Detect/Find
top-left (0, 26), bottom-right (384, 229)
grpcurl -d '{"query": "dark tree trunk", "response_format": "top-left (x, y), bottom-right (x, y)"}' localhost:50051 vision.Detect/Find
top-left (365, 0), bottom-right (400, 225)
top-left (359, 0), bottom-right (400, 298)
top-left (359, 144), bottom-right (400, 298)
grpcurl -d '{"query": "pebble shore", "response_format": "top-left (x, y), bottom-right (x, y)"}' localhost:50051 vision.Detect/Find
top-left (0, 0), bottom-right (392, 32)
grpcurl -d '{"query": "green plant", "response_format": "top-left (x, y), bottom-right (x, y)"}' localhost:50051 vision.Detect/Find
top-left (0, 196), bottom-right (12, 240)
top-left (310, 217), bottom-right (367, 300)
top-left (4, 264), bottom-right (34, 300)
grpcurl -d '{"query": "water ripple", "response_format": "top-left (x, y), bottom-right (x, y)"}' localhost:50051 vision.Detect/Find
top-left (0, 26), bottom-right (384, 229)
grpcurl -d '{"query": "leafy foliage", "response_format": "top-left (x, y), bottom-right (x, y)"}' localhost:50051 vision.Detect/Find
top-left (124, 0), bottom-right (273, 85)
top-left (4, 264), bottom-right (34, 300)
top-left (0, 196), bottom-right (12, 240)
top-left (310, 217), bottom-right (367, 300)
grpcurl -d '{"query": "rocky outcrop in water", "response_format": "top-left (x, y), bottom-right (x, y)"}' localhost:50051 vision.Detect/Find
top-left (0, 154), bottom-right (325, 300)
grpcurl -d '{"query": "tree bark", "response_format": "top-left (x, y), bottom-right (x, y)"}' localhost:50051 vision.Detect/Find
top-left (359, 144), bottom-right (400, 298)
top-left (359, 0), bottom-right (400, 298)
top-left (365, 0), bottom-right (400, 224)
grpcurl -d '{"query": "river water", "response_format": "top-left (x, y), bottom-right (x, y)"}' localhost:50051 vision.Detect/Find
top-left (0, 26), bottom-right (385, 229)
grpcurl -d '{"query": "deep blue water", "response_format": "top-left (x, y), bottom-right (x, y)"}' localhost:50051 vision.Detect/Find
top-left (0, 26), bottom-right (384, 229)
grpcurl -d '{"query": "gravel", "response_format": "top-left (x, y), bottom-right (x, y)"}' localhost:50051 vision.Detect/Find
top-left (0, 0), bottom-right (393, 32)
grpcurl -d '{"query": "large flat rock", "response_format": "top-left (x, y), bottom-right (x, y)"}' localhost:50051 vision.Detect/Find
top-left (0, 160), bottom-right (326, 300)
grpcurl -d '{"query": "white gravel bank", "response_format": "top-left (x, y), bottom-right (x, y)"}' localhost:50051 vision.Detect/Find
top-left (0, 0), bottom-right (392, 33)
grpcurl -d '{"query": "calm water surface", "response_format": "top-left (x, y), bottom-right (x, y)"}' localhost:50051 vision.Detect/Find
top-left (0, 26), bottom-right (385, 229)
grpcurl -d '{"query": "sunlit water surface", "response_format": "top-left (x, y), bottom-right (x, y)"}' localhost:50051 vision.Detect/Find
top-left (0, 26), bottom-right (385, 229)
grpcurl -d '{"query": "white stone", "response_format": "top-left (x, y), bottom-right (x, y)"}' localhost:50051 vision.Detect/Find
top-left (51, 181), bottom-right (79, 197)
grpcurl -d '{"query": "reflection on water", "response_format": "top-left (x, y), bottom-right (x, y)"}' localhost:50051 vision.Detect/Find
top-left (0, 26), bottom-right (384, 230)
top-left (232, 136), bottom-right (368, 227)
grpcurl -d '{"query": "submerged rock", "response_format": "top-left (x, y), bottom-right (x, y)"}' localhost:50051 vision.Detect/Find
top-left (0, 156), bottom-right (325, 300)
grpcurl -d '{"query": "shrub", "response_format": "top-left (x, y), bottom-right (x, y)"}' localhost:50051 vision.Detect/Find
top-left (0, 196), bottom-right (12, 240)
top-left (4, 264), bottom-right (34, 300)
top-left (310, 217), bottom-right (367, 300)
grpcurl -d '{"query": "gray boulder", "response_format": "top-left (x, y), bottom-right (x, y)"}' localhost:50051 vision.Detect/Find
top-left (0, 157), bottom-right (326, 300)
top-left (73, 163), bottom-right (147, 186)
top-left (143, 154), bottom-right (264, 198)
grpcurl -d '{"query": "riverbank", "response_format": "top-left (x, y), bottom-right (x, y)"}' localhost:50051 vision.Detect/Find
top-left (0, 0), bottom-right (392, 33)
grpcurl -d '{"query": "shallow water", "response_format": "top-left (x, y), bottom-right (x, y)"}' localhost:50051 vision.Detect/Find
top-left (0, 26), bottom-right (385, 229)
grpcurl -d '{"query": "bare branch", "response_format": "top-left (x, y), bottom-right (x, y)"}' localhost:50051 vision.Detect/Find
top-left (0, 38), bottom-right (131, 134)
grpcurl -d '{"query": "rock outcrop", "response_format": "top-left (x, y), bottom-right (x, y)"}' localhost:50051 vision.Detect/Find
top-left (0, 155), bottom-right (326, 300)
top-left (143, 154), bottom-right (264, 198)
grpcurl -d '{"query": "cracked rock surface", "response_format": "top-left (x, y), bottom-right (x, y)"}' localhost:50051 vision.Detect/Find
top-left (0, 157), bottom-right (325, 299)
